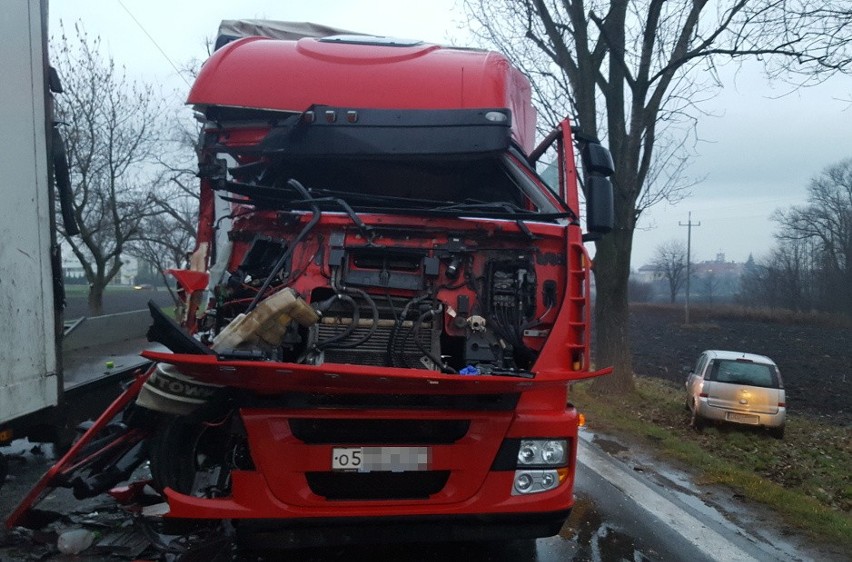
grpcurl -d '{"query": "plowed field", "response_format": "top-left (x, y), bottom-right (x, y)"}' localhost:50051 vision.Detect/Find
top-left (628, 304), bottom-right (852, 424)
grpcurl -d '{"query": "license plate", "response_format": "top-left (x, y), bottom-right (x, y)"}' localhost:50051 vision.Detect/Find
top-left (332, 447), bottom-right (430, 472)
top-left (727, 412), bottom-right (759, 424)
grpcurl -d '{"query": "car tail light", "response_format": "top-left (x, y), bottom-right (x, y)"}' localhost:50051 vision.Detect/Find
top-left (699, 392), bottom-right (708, 398)
top-left (778, 402), bottom-right (786, 407)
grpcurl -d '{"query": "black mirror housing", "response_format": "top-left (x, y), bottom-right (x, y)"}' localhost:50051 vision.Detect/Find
top-left (582, 142), bottom-right (615, 177)
top-left (586, 176), bottom-right (613, 233)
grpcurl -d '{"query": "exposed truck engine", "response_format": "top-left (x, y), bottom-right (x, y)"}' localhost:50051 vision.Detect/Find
top-left (7, 21), bottom-right (615, 547)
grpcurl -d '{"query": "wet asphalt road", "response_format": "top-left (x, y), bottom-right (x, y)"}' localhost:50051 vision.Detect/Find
top-left (62, 286), bottom-right (173, 319)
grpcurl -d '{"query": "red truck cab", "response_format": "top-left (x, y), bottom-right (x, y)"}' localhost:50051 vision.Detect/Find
top-left (138, 28), bottom-right (615, 547)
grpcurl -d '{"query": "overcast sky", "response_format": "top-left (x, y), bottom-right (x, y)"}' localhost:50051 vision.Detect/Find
top-left (49, 0), bottom-right (851, 268)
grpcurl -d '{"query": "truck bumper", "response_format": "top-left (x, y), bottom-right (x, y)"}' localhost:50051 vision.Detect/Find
top-left (234, 509), bottom-right (572, 549)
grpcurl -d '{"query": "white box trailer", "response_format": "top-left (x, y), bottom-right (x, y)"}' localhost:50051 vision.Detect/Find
top-left (0, 2), bottom-right (157, 488)
top-left (0, 0), bottom-right (61, 432)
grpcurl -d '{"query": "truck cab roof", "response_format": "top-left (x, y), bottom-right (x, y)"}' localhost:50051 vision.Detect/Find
top-left (189, 28), bottom-right (536, 152)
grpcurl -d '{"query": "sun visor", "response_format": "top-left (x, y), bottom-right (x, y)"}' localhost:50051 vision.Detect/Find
top-left (258, 106), bottom-right (512, 158)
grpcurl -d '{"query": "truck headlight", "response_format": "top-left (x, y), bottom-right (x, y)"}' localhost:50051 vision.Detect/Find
top-left (512, 469), bottom-right (561, 495)
top-left (517, 439), bottom-right (568, 467)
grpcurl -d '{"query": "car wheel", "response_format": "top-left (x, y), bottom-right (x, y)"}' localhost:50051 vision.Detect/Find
top-left (690, 401), bottom-right (705, 431)
top-left (769, 425), bottom-right (785, 440)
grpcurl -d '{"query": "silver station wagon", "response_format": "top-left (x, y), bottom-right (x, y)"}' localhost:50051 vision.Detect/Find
top-left (685, 350), bottom-right (786, 438)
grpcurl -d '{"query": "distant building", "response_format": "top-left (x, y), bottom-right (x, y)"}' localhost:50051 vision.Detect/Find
top-left (692, 253), bottom-right (744, 279)
top-left (634, 264), bottom-right (661, 284)
top-left (61, 249), bottom-right (86, 282)
top-left (631, 252), bottom-right (745, 303)
top-left (60, 244), bottom-right (138, 286)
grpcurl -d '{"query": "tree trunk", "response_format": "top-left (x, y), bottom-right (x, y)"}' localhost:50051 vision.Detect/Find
top-left (87, 282), bottom-right (105, 316)
top-left (590, 226), bottom-right (635, 395)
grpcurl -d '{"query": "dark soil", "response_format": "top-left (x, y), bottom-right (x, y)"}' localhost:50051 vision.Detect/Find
top-left (629, 304), bottom-right (852, 425)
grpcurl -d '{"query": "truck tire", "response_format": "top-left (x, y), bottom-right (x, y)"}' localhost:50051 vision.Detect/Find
top-left (148, 416), bottom-right (203, 495)
top-left (149, 411), bottom-right (242, 497)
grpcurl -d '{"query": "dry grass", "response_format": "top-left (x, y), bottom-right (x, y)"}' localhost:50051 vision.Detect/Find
top-left (571, 376), bottom-right (852, 546)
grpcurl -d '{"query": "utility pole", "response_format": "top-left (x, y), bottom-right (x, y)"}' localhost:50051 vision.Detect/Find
top-left (679, 212), bottom-right (700, 324)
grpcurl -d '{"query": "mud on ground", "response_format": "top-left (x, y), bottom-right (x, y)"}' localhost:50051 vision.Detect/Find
top-left (628, 304), bottom-right (852, 425)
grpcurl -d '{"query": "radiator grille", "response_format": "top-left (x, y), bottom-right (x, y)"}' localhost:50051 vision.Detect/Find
top-left (290, 419), bottom-right (470, 445)
top-left (242, 393), bottom-right (521, 411)
top-left (312, 294), bottom-right (440, 368)
top-left (306, 471), bottom-right (450, 500)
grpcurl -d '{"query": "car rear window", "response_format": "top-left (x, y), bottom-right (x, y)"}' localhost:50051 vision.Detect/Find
top-left (708, 360), bottom-right (779, 388)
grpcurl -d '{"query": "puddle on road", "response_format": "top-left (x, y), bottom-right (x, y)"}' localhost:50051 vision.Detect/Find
top-left (591, 436), bottom-right (630, 458)
top-left (550, 496), bottom-right (652, 562)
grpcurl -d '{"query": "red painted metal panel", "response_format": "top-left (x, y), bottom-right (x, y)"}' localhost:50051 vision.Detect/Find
top-left (188, 37), bottom-right (535, 152)
top-left (161, 407), bottom-right (580, 521)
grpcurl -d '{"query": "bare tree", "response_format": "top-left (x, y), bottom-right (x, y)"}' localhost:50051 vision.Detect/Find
top-left (773, 158), bottom-right (852, 315)
top-left (129, 120), bottom-right (200, 305)
top-left (738, 253), bottom-right (778, 308)
top-left (699, 271), bottom-right (720, 303)
top-left (52, 22), bottom-right (163, 315)
top-left (772, 238), bottom-right (814, 310)
top-left (653, 240), bottom-right (688, 304)
top-left (628, 276), bottom-right (653, 303)
top-left (739, 238), bottom-right (816, 311)
top-left (463, 0), bottom-right (851, 392)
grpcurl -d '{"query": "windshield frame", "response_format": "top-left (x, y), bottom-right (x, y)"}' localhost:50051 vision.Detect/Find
top-left (216, 145), bottom-right (572, 222)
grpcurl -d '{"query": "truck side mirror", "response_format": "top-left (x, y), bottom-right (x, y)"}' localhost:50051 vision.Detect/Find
top-left (579, 140), bottom-right (614, 236)
top-left (586, 176), bottom-right (613, 234)
top-left (581, 142), bottom-right (614, 177)
top-left (530, 121), bottom-right (616, 238)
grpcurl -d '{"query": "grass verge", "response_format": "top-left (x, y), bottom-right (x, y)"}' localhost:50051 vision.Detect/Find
top-left (571, 376), bottom-right (852, 547)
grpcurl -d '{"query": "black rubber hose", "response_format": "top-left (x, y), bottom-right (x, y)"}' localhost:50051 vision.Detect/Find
top-left (315, 293), bottom-right (360, 349)
top-left (412, 308), bottom-right (455, 374)
top-left (245, 179), bottom-right (319, 313)
top-left (386, 293), bottom-right (431, 367)
top-left (52, 127), bottom-right (79, 235)
top-left (327, 287), bottom-right (379, 349)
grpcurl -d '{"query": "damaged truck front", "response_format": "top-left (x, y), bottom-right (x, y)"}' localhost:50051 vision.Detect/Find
top-left (8, 26), bottom-right (615, 547)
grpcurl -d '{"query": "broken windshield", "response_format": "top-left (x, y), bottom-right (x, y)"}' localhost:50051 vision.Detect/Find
top-left (222, 154), bottom-right (568, 220)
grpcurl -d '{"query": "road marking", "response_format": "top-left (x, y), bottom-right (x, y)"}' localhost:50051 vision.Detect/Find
top-left (577, 436), bottom-right (759, 562)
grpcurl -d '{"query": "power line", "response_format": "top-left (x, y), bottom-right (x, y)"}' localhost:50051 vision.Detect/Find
top-left (117, 0), bottom-right (191, 88)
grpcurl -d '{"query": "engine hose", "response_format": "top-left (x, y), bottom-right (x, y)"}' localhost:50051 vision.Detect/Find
top-left (245, 179), bottom-right (319, 313)
top-left (327, 287), bottom-right (379, 349)
top-left (521, 304), bottom-right (553, 331)
top-left (315, 293), bottom-right (360, 350)
top-left (412, 308), bottom-right (455, 374)
top-left (386, 293), bottom-right (432, 367)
